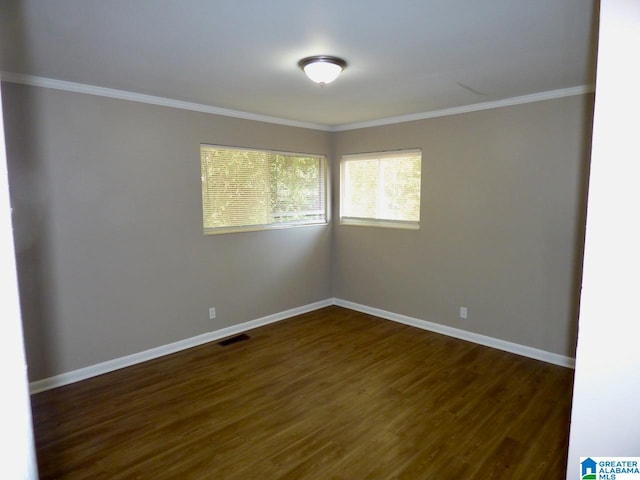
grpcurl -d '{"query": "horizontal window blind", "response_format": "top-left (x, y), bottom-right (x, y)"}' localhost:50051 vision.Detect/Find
top-left (341, 149), bottom-right (421, 229)
top-left (201, 145), bottom-right (327, 234)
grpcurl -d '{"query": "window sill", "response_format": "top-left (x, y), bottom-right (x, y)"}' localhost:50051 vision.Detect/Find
top-left (204, 220), bottom-right (328, 235)
top-left (339, 218), bottom-right (419, 230)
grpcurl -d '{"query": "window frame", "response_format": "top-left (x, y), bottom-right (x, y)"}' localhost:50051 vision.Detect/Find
top-left (339, 148), bottom-right (422, 230)
top-left (201, 144), bottom-right (329, 235)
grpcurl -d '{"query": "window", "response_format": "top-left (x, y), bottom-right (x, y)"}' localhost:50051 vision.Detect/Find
top-left (340, 149), bottom-right (421, 229)
top-left (201, 145), bottom-right (327, 234)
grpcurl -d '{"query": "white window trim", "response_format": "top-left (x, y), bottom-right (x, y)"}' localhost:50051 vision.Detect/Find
top-left (339, 216), bottom-right (420, 230)
top-left (201, 144), bottom-right (329, 235)
top-left (340, 148), bottom-right (422, 230)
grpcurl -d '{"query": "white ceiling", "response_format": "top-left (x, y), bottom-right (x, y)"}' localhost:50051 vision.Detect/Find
top-left (0, 0), bottom-right (598, 129)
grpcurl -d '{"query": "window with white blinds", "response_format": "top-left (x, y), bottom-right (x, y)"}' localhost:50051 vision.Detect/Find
top-left (340, 149), bottom-right (422, 229)
top-left (201, 145), bottom-right (327, 234)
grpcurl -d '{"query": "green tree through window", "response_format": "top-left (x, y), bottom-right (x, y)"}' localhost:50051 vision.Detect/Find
top-left (201, 145), bottom-right (327, 234)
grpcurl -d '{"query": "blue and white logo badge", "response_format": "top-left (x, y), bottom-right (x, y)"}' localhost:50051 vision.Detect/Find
top-left (580, 457), bottom-right (640, 479)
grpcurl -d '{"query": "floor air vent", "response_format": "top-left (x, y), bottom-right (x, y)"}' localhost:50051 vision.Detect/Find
top-left (218, 333), bottom-right (250, 347)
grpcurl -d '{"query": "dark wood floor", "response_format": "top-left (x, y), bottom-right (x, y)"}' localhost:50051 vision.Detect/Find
top-left (30, 306), bottom-right (574, 479)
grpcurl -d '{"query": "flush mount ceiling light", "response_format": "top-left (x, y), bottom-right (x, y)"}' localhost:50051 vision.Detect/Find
top-left (298, 55), bottom-right (347, 86)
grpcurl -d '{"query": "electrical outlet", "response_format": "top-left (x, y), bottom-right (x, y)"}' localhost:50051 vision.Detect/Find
top-left (459, 306), bottom-right (468, 319)
top-left (209, 307), bottom-right (216, 319)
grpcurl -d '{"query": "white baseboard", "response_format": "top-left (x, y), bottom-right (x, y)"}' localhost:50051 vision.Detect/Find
top-left (333, 298), bottom-right (575, 369)
top-left (29, 299), bottom-right (334, 394)
top-left (30, 297), bottom-right (574, 394)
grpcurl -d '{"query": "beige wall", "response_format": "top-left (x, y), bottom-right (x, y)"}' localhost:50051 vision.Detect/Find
top-left (332, 95), bottom-right (594, 357)
top-left (2, 82), bottom-right (333, 380)
top-left (2, 81), bottom-right (593, 381)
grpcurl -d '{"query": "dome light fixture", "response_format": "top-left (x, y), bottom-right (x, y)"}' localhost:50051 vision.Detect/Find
top-left (298, 55), bottom-right (347, 86)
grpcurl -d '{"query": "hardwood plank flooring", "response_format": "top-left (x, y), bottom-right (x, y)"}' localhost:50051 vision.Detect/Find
top-left (30, 306), bottom-right (574, 479)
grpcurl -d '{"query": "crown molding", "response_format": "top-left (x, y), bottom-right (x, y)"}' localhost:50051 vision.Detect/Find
top-left (1, 71), bottom-right (594, 133)
top-left (329, 85), bottom-right (596, 131)
top-left (0, 71), bottom-right (330, 131)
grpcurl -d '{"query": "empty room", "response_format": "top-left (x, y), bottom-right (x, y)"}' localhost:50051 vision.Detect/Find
top-left (2, 1), bottom-right (639, 479)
